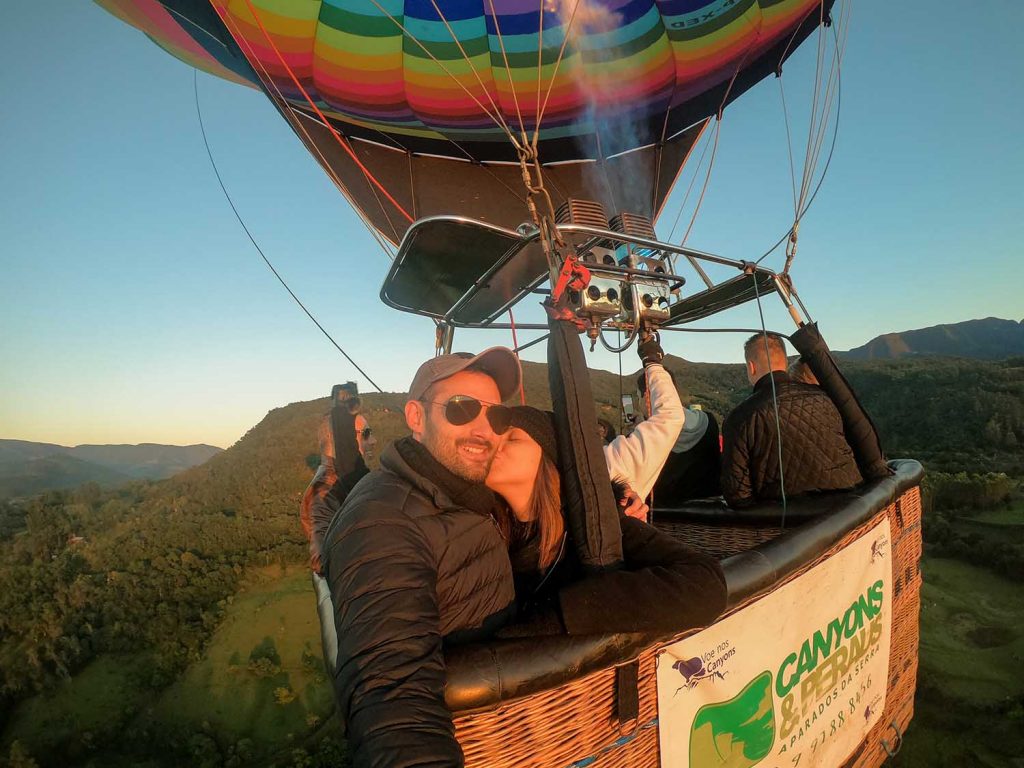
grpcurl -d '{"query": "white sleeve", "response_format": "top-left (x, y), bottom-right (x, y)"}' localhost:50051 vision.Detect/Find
top-left (602, 364), bottom-right (684, 498)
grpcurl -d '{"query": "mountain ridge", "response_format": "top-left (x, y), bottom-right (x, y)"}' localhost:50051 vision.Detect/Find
top-left (0, 440), bottom-right (223, 499)
top-left (838, 317), bottom-right (1024, 360)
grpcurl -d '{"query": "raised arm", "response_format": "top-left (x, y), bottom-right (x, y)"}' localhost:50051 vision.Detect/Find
top-left (603, 363), bottom-right (684, 498)
top-left (324, 498), bottom-right (463, 768)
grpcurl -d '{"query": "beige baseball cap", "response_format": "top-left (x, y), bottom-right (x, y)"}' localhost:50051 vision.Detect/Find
top-left (408, 347), bottom-right (522, 403)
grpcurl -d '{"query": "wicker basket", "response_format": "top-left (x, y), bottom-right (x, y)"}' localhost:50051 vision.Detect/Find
top-left (653, 518), bottom-right (784, 559)
top-left (453, 486), bottom-right (922, 768)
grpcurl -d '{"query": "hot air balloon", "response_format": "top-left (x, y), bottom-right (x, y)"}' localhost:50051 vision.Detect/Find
top-left (96, 2), bottom-right (923, 766)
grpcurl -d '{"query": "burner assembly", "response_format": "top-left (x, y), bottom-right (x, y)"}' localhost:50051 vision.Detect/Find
top-left (554, 199), bottom-right (680, 350)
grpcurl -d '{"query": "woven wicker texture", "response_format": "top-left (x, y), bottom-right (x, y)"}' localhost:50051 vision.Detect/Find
top-left (452, 486), bottom-right (922, 768)
top-left (653, 519), bottom-right (783, 559)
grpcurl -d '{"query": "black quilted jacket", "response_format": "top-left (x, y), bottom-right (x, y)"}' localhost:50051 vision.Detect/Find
top-left (721, 371), bottom-right (863, 508)
top-left (323, 437), bottom-right (515, 768)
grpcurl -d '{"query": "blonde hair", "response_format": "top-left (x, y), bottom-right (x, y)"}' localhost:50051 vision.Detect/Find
top-left (789, 359), bottom-right (819, 385)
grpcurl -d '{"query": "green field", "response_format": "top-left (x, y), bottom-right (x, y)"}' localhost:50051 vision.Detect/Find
top-left (150, 567), bottom-right (335, 746)
top-left (969, 502), bottom-right (1024, 527)
top-left (2, 567), bottom-right (337, 767)
top-left (918, 558), bottom-right (1024, 704)
top-left (894, 557), bottom-right (1024, 768)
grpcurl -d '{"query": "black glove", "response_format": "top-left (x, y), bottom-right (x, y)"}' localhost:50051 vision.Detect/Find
top-left (637, 333), bottom-right (664, 367)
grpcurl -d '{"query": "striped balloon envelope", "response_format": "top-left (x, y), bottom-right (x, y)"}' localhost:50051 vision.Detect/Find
top-left (96, 0), bottom-right (833, 245)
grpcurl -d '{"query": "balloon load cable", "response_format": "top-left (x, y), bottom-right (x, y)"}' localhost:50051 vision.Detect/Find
top-left (751, 275), bottom-right (788, 528)
top-left (507, 308), bottom-right (527, 404)
top-left (227, 0), bottom-right (414, 225)
top-left (193, 71), bottom-right (384, 393)
top-left (757, 8), bottom-right (846, 268)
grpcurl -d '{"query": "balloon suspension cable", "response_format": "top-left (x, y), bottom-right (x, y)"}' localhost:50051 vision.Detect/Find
top-left (750, 271), bottom-right (788, 527)
top-left (783, 220), bottom-right (800, 276)
top-left (507, 308), bottom-right (527, 404)
top-left (512, 332), bottom-right (550, 355)
top-left (205, 6), bottom-right (399, 256)
top-left (617, 333), bottom-right (624, 434)
top-left (512, 133), bottom-right (598, 339)
top-left (227, 0), bottom-right (414, 225)
top-left (767, 3), bottom-right (850, 273)
top-left (659, 326), bottom-right (793, 338)
top-left (193, 72), bottom-right (383, 394)
top-left (788, 281), bottom-right (815, 325)
top-left (513, 132), bottom-right (565, 266)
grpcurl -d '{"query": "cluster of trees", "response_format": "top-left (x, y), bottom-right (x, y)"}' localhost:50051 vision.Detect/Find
top-left (921, 472), bottom-right (1023, 579)
top-left (0, 500), bottom-right (27, 540)
top-left (0, 480), bottom-right (306, 731)
top-left (844, 356), bottom-right (1024, 474)
top-left (923, 471), bottom-right (1015, 511)
top-left (2, 723), bottom-right (348, 768)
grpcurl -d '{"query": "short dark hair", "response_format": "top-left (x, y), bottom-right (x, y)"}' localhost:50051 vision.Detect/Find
top-left (331, 382), bottom-right (359, 401)
top-left (743, 332), bottom-right (787, 364)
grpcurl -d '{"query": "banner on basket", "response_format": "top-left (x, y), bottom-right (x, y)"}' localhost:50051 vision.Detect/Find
top-left (656, 518), bottom-right (892, 768)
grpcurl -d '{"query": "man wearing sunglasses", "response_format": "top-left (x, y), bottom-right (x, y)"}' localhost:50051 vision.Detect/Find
top-left (323, 347), bottom-right (521, 768)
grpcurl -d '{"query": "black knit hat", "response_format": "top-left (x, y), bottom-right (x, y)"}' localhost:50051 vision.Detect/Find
top-left (507, 406), bottom-right (559, 466)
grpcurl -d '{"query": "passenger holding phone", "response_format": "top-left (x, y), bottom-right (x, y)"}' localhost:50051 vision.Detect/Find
top-left (603, 334), bottom-right (685, 517)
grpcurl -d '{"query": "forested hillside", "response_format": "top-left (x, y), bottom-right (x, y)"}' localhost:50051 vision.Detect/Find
top-left (1, 354), bottom-right (1021, 765)
top-left (0, 441), bottom-right (223, 500)
top-left (840, 317), bottom-right (1024, 360)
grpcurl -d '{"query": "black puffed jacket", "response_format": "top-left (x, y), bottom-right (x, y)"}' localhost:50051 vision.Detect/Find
top-left (510, 513), bottom-right (728, 637)
top-left (323, 437), bottom-right (515, 768)
top-left (720, 371), bottom-right (863, 508)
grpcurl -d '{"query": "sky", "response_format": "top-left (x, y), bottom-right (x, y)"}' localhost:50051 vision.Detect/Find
top-left (1, 2), bottom-right (1021, 449)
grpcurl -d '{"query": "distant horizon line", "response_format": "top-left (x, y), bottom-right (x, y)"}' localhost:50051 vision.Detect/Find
top-left (0, 438), bottom-right (225, 451)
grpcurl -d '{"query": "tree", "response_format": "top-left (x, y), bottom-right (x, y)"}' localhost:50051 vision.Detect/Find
top-left (7, 742), bottom-right (40, 768)
top-left (274, 686), bottom-right (297, 705)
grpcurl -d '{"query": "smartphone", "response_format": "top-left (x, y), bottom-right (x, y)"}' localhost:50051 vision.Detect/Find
top-left (621, 394), bottom-right (636, 419)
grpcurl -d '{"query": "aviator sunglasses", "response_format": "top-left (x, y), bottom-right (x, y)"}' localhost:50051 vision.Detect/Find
top-left (420, 395), bottom-right (513, 434)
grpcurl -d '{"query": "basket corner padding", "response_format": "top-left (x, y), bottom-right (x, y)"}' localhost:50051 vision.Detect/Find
top-left (547, 319), bottom-right (623, 570)
top-left (790, 323), bottom-right (891, 480)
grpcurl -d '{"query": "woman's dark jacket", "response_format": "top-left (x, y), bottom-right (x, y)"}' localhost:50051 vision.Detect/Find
top-left (511, 514), bottom-right (728, 636)
top-left (322, 437), bottom-right (514, 768)
top-left (720, 371), bottom-right (863, 508)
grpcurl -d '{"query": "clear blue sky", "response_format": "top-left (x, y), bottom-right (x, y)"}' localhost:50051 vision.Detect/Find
top-left (1, 2), bottom-right (1021, 448)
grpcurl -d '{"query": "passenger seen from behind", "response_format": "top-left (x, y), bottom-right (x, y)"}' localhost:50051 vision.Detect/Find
top-left (486, 406), bottom-right (728, 635)
top-left (721, 333), bottom-right (862, 508)
top-left (639, 370), bottom-right (723, 505)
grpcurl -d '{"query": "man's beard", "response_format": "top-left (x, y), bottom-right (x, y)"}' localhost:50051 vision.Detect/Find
top-left (423, 432), bottom-right (495, 482)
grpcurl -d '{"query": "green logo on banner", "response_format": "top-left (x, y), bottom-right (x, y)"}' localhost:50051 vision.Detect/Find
top-left (689, 671), bottom-right (775, 767)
